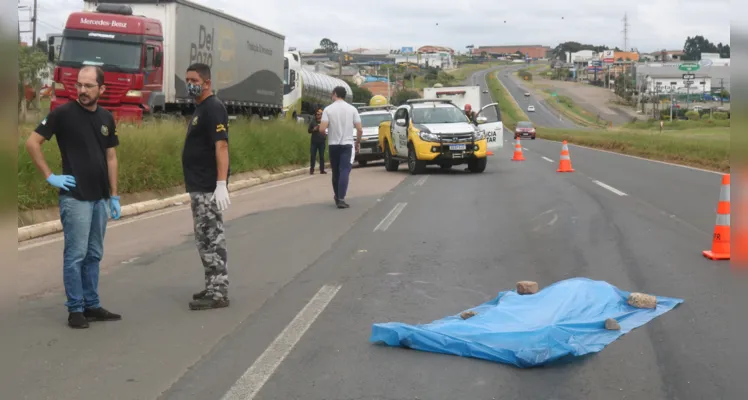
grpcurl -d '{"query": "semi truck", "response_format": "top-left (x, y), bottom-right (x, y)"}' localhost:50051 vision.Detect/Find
top-left (282, 50), bottom-right (353, 122)
top-left (422, 85), bottom-right (482, 111)
top-left (48, 0), bottom-right (285, 121)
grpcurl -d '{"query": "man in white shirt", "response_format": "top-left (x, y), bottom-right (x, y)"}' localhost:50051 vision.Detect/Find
top-left (319, 86), bottom-right (363, 209)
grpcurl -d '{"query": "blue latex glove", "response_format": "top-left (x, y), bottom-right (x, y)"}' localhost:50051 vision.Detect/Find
top-left (47, 174), bottom-right (76, 191)
top-left (109, 196), bottom-right (121, 220)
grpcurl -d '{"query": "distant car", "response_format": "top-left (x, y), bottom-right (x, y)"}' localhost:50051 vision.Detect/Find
top-left (524, 92), bottom-right (531, 97)
top-left (527, 105), bottom-right (535, 112)
top-left (483, 89), bottom-right (488, 93)
top-left (515, 121), bottom-right (536, 140)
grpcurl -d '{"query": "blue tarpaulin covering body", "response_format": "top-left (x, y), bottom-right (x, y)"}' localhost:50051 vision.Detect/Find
top-left (370, 278), bottom-right (683, 368)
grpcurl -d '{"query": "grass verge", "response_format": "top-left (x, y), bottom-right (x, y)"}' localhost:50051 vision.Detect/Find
top-left (487, 71), bottom-right (528, 130)
top-left (18, 119), bottom-right (313, 211)
top-left (542, 91), bottom-right (610, 128)
top-left (538, 127), bottom-right (729, 172)
top-left (624, 119), bottom-right (730, 130)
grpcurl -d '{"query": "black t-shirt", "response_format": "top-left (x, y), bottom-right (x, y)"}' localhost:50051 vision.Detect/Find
top-left (307, 119), bottom-right (326, 143)
top-left (35, 101), bottom-right (119, 201)
top-left (182, 95), bottom-right (230, 193)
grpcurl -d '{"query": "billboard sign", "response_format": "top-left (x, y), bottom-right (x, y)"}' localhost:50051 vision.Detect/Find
top-left (401, 47), bottom-right (414, 54)
top-left (602, 50), bottom-right (615, 63)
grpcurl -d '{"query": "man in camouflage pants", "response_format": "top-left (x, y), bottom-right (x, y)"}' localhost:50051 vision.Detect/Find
top-left (182, 63), bottom-right (231, 310)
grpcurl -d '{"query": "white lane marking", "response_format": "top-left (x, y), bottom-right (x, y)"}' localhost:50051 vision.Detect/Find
top-left (548, 214), bottom-right (558, 226)
top-left (523, 147), bottom-right (529, 151)
top-left (221, 284), bottom-right (342, 400)
top-left (374, 202), bottom-right (407, 232)
top-left (593, 180), bottom-right (628, 196)
top-left (414, 176), bottom-right (429, 186)
top-left (18, 175), bottom-right (313, 251)
top-left (542, 156), bottom-right (554, 163)
top-left (539, 139), bottom-right (722, 175)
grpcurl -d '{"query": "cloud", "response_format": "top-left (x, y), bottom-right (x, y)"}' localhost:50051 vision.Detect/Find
top-left (20, 0), bottom-right (730, 52)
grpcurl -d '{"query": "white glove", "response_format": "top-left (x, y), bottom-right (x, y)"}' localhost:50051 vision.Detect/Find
top-left (211, 181), bottom-right (231, 211)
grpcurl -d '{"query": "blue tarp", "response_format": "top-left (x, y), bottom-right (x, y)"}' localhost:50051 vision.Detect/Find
top-left (370, 278), bottom-right (683, 368)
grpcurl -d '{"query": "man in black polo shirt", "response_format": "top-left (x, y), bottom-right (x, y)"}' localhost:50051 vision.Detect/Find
top-left (25, 66), bottom-right (122, 329)
top-left (182, 63), bottom-right (231, 311)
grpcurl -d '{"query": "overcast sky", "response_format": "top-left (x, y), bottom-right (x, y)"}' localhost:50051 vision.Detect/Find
top-left (17, 0), bottom-right (731, 53)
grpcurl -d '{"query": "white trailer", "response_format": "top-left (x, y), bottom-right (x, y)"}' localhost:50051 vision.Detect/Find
top-left (423, 86), bottom-right (482, 111)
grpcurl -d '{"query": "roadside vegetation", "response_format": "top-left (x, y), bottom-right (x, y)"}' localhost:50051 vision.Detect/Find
top-left (18, 119), bottom-right (313, 211)
top-left (538, 127), bottom-right (729, 172)
top-left (542, 91), bottom-right (610, 128)
top-left (487, 72), bottom-right (528, 130)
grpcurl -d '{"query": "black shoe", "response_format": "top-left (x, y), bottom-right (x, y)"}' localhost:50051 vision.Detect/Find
top-left (189, 297), bottom-right (230, 311)
top-left (193, 289), bottom-right (209, 300)
top-left (84, 307), bottom-right (122, 321)
top-left (310, 170), bottom-right (314, 175)
top-left (68, 312), bottom-right (89, 329)
top-left (336, 200), bottom-right (350, 209)
top-left (320, 170), bottom-right (327, 174)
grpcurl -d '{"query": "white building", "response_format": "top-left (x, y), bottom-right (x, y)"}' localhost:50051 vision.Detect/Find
top-left (394, 53), bottom-right (453, 69)
top-left (565, 50), bottom-right (598, 64)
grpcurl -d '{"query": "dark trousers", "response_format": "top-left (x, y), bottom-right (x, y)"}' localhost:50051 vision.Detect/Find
top-left (328, 144), bottom-right (353, 200)
top-left (310, 141), bottom-right (325, 171)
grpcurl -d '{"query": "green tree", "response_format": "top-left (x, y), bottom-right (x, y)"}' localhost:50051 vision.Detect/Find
top-left (682, 36), bottom-right (729, 60)
top-left (392, 89), bottom-right (420, 106)
top-left (319, 38), bottom-right (339, 53)
top-left (347, 81), bottom-right (373, 104)
top-left (18, 44), bottom-right (49, 122)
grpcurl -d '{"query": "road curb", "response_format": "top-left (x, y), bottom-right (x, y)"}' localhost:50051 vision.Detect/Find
top-left (17, 166), bottom-right (316, 243)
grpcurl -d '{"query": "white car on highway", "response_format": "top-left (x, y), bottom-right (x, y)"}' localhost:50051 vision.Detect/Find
top-left (527, 105), bottom-right (535, 112)
top-left (524, 92), bottom-right (531, 97)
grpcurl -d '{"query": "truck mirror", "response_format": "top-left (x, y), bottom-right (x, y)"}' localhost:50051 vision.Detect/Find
top-left (154, 52), bottom-right (163, 67)
top-left (396, 118), bottom-right (406, 127)
top-left (48, 47), bottom-right (55, 63)
top-left (476, 116), bottom-right (488, 124)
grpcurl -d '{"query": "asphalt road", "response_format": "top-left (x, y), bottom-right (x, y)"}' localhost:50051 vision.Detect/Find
top-left (17, 68), bottom-right (747, 400)
top-left (495, 66), bottom-right (581, 129)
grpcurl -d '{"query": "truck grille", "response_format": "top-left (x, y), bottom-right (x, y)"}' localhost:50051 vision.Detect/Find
top-left (439, 133), bottom-right (475, 143)
top-left (60, 76), bottom-right (130, 106)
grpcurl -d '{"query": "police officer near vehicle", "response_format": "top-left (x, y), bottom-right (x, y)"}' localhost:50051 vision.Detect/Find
top-left (25, 66), bottom-right (122, 329)
top-left (181, 63), bottom-right (232, 311)
top-left (308, 108), bottom-right (327, 174)
top-left (464, 104), bottom-right (477, 124)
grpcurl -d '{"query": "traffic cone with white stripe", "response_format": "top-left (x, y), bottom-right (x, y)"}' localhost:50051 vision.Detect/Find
top-left (557, 141), bottom-right (574, 172)
top-left (703, 174), bottom-right (730, 260)
top-left (511, 138), bottom-right (525, 161)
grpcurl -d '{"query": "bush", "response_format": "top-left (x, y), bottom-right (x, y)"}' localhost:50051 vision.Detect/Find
top-left (685, 111), bottom-right (700, 120)
top-left (713, 112), bottom-right (728, 120)
top-left (18, 119), bottom-right (312, 211)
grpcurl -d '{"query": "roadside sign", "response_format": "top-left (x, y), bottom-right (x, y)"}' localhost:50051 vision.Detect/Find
top-left (551, 92), bottom-right (558, 97)
top-left (678, 63), bottom-right (700, 72)
top-left (684, 80), bottom-right (694, 85)
top-left (591, 60), bottom-right (602, 67)
top-left (682, 73), bottom-right (695, 80)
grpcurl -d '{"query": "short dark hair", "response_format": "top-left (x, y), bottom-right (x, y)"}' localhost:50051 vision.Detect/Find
top-left (332, 86), bottom-right (346, 99)
top-left (187, 63), bottom-right (211, 81)
top-left (80, 65), bottom-right (105, 86)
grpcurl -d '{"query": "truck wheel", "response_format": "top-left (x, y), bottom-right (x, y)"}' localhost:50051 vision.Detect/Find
top-left (384, 143), bottom-right (399, 172)
top-left (358, 160), bottom-right (368, 167)
top-left (407, 145), bottom-right (427, 175)
top-left (468, 157), bottom-right (487, 173)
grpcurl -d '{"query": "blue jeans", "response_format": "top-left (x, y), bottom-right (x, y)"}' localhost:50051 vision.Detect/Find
top-left (59, 195), bottom-right (109, 313)
top-left (328, 144), bottom-right (352, 200)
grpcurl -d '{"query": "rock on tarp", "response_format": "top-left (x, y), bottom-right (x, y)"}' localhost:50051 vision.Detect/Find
top-left (369, 277), bottom-right (683, 368)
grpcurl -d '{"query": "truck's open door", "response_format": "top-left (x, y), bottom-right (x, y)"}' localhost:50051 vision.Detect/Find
top-left (475, 102), bottom-right (503, 154)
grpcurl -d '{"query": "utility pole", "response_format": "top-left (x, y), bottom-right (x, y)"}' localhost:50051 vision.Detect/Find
top-left (622, 13), bottom-right (629, 52)
top-left (32, 0), bottom-right (38, 46)
top-left (719, 78), bottom-right (724, 105)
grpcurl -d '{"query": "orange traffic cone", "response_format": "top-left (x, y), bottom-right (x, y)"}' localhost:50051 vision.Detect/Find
top-left (703, 174), bottom-right (730, 260)
top-left (557, 141), bottom-right (574, 172)
top-left (511, 138), bottom-right (525, 161)
top-left (487, 150), bottom-right (494, 156)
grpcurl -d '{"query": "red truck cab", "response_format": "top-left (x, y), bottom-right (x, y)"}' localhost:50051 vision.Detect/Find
top-left (48, 4), bottom-right (164, 122)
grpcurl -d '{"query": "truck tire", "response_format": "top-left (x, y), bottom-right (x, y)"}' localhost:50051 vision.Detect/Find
top-left (407, 144), bottom-right (427, 175)
top-left (384, 143), bottom-right (399, 172)
top-left (358, 160), bottom-right (368, 167)
top-left (468, 157), bottom-right (487, 173)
